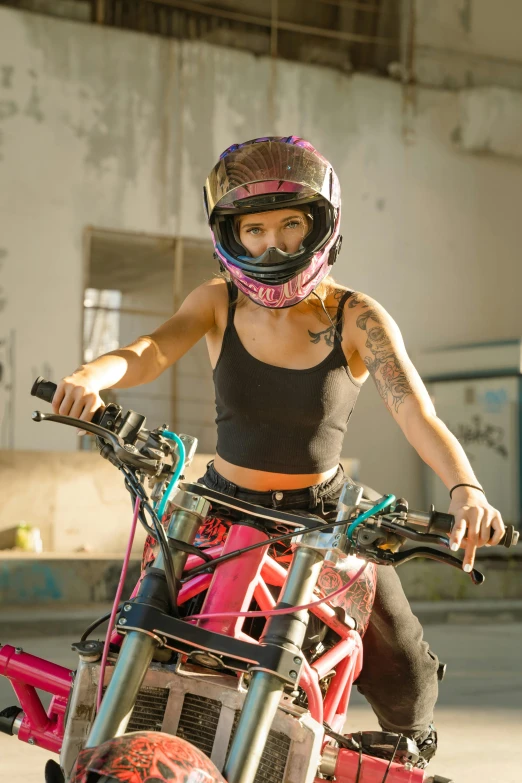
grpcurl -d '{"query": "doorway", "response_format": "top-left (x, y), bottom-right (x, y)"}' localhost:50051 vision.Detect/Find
top-left (83, 228), bottom-right (216, 452)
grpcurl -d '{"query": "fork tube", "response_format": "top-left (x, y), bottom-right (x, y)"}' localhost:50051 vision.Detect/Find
top-left (86, 502), bottom-right (206, 748)
top-left (85, 631), bottom-right (157, 747)
top-left (224, 545), bottom-right (324, 783)
top-left (155, 509), bottom-right (204, 584)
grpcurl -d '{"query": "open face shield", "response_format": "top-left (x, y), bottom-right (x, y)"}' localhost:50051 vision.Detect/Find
top-left (216, 196), bottom-right (335, 285)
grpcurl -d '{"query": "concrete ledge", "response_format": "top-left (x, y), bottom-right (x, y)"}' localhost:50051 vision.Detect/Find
top-left (0, 554), bottom-right (142, 606)
top-left (1, 546), bottom-right (520, 608)
top-left (396, 551), bottom-right (522, 602)
top-left (411, 599), bottom-right (522, 625)
top-left (0, 604), bottom-right (113, 639)
top-left (2, 600), bottom-right (522, 640)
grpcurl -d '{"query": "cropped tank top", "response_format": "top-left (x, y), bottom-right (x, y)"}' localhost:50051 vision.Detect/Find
top-left (213, 283), bottom-right (362, 474)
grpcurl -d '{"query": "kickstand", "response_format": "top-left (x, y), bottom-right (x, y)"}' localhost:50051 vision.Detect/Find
top-left (44, 759), bottom-right (65, 783)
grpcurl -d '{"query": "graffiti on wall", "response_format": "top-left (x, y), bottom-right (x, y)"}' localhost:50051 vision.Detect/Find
top-left (452, 414), bottom-right (508, 459)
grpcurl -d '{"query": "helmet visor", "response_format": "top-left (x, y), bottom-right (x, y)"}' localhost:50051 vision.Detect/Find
top-left (204, 140), bottom-right (340, 218)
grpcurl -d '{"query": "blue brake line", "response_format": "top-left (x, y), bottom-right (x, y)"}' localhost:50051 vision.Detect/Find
top-left (346, 494), bottom-right (396, 542)
top-left (155, 431), bottom-right (186, 520)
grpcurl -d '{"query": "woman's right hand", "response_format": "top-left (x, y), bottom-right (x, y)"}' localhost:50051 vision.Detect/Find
top-left (51, 369), bottom-right (105, 423)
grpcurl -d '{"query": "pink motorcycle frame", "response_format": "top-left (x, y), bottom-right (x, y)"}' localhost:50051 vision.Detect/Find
top-left (0, 523), bottom-right (426, 783)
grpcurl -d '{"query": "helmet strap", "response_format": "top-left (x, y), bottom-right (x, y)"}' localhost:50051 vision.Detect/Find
top-left (311, 291), bottom-right (343, 343)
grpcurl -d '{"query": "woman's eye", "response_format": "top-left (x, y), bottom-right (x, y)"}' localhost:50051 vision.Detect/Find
top-left (246, 227), bottom-right (263, 236)
top-left (285, 221), bottom-right (302, 230)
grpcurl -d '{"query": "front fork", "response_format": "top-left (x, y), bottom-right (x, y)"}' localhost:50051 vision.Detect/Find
top-left (224, 542), bottom-right (325, 783)
top-left (222, 480), bottom-right (366, 783)
top-left (85, 491), bottom-right (209, 748)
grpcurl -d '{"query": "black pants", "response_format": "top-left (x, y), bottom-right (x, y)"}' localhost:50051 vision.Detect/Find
top-left (199, 462), bottom-right (439, 741)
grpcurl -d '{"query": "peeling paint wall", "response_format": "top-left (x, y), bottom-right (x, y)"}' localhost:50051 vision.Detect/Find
top-left (415, 0), bottom-right (522, 89)
top-left (1, 7), bottom-right (522, 505)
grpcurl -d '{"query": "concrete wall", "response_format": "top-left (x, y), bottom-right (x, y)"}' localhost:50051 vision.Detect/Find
top-left (0, 451), bottom-right (359, 554)
top-left (1, 7), bottom-right (522, 509)
top-left (415, 0), bottom-right (522, 90)
top-left (0, 449), bottom-right (213, 554)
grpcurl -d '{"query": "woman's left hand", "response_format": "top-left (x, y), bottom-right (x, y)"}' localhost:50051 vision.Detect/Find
top-left (448, 487), bottom-right (505, 572)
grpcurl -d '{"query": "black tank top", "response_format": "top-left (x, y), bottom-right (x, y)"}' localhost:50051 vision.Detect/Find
top-left (213, 283), bottom-right (362, 474)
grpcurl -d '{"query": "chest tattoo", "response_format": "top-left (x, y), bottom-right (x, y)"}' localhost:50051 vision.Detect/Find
top-left (308, 324), bottom-right (337, 347)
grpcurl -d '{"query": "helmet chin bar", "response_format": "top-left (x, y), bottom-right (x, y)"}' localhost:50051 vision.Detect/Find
top-left (218, 245), bottom-right (314, 285)
top-left (237, 245), bottom-right (308, 269)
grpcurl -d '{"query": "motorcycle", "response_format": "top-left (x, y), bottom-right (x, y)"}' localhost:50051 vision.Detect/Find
top-left (0, 377), bottom-right (518, 783)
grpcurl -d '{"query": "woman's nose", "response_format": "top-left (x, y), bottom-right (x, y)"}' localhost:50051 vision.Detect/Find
top-left (266, 229), bottom-right (286, 251)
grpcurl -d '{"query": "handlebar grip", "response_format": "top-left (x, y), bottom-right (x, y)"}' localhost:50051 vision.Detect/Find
top-left (30, 376), bottom-right (106, 426)
top-left (31, 376), bottom-right (57, 403)
top-left (429, 510), bottom-right (519, 548)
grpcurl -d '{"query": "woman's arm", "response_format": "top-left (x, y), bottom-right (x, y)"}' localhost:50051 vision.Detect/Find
top-left (52, 280), bottom-right (219, 422)
top-left (345, 293), bottom-right (505, 572)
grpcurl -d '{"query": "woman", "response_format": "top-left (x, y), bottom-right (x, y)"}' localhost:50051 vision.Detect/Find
top-left (53, 136), bottom-right (505, 765)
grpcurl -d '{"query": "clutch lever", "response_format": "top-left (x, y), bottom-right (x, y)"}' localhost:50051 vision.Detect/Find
top-left (32, 411), bottom-right (161, 473)
top-left (383, 546), bottom-right (485, 585)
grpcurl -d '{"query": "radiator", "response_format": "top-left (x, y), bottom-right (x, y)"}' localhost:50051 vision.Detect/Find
top-left (61, 658), bottom-right (323, 783)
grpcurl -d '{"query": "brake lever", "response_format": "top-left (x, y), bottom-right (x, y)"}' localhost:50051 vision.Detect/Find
top-left (32, 411), bottom-right (161, 473)
top-left (384, 546), bottom-right (485, 585)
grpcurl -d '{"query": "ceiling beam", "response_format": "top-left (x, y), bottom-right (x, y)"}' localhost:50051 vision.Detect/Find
top-left (144, 0), bottom-right (399, 47)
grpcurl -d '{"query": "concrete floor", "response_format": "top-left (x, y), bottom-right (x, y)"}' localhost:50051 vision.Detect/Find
top-left (1, 624), bottom-right (521, 783)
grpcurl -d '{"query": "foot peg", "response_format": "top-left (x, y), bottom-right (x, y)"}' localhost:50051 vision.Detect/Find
top-left (345, 731), bottom-right (421, 767)
top-left (0, 706), bottom-right (23, 736)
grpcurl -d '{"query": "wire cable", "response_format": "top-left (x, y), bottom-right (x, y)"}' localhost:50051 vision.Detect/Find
top-left (185, 562), bottom-right (367, 622)
top-left (80, 606), bottom-right (123, 642)
top-left (156, 430), bottom-right (186, 519)
top-left (182, 494), bottom-right (394, 582)
top-left (311, 290), bottom-right (344, 343)
top-left (381, 733), bottom-right (403, 783)
top-left (347, 495), bottom-right (395, 541)
top-left (120, 465), bottom-right (179, 614)
top-left (96, 495), bottom-right (141, 713)
top-left (182, 516), bottom-right (345, 581)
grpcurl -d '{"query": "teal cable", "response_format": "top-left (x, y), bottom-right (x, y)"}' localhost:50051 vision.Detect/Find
top-left (156, 431), bottom-right (186, 520)
top-left (347, 494), bottom-right (396, 542)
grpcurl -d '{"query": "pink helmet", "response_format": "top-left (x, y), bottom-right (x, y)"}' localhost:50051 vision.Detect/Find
top-left (71, 731), bottom-right (226, 783)
top-left (204, 136), bottom-right (342, 309)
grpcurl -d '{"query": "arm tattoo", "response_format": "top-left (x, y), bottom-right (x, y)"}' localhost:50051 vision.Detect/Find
top-left (356, 307), bottom-right (413, 414)
top-left (348, 292), bottom-right (366, 309)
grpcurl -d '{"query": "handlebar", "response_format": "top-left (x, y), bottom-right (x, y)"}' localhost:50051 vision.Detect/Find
top-left (31, 376), bottom-right (107, 424)
top-left (357, 499), bottom-right (519, 549)
top-left (30, 376), bottom-right (519, 582)
top-left (30, 377), bottom-right (186, 477)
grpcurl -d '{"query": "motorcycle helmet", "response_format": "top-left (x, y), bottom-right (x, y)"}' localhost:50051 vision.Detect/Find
top-left (71, 731), bottom-right (226, 783)
top-left (204, 135), bottom-right (342, 308)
